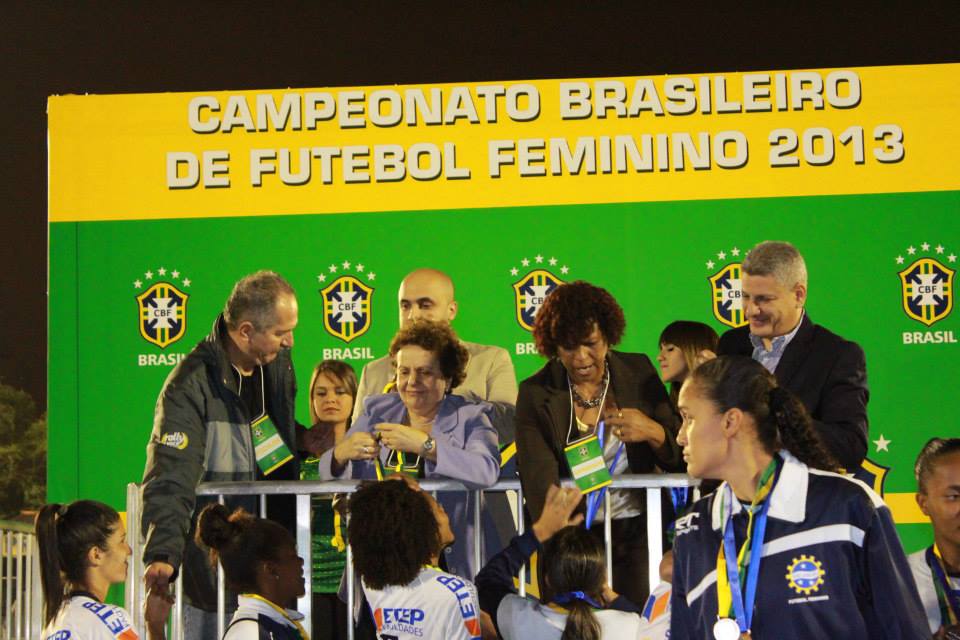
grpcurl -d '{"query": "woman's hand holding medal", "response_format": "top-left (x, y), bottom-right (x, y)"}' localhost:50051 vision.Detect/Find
top-left (603, 407), bottom-right (666, 448)
top-left (376, 422), bottom-right (429, 454)
top-left (332, 431), bottom-right (380, 465)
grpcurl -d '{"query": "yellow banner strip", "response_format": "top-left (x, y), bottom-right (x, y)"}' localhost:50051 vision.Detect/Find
top-left (48, 63), bottom-right (960, 222)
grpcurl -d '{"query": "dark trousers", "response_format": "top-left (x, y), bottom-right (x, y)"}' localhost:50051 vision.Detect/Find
top-left (312, 592), bottom-right (349, 640)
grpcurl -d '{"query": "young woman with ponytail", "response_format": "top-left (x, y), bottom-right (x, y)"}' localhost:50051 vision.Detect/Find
top-left (476, 484), bottom-right (647, 640)
top-left (36, 500), bottom-right (169, 640)
top-left (670, 355), bottom-right (928, 640)
top-left (194, 504), bottom-right (307, 640)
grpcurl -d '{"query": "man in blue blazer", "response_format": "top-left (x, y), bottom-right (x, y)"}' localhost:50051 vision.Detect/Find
top-left (716, 241), bottom-right (869, 471)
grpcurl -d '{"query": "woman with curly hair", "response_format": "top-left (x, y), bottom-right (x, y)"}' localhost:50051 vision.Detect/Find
top-left (195, 504), bottom-right (307, 640)
top-left (516, 280), bottom-right (682, 605)
top-left (36, 500), bottom-right (170, 640)
top-left (348, 478), bottom-right (480, 640)
top-left (318, 319), bottom-right (499, 579)
top-left (670, 356), bottom-right (927, 640)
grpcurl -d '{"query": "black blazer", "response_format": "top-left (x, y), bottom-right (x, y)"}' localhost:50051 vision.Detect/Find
top-left (515, 350), bottom-right (683, 520)
top-left (717, 313), bottom-right (869, 471)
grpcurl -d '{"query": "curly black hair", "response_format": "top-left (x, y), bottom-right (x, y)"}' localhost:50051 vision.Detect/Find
top-left (347, 480), bottom-right (441, 590)
top-left (688, 356), bottom-right (840, 472)
top-left (532, 281), bottom-right (625, 358)
top-left (389, 319), bottom-right (469, 388)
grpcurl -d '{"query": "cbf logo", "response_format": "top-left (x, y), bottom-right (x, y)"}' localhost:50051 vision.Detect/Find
top-left (509, 255), bottom-right (569, 332)
top-left (318, 260), bottom-right (376, 343)
top-left (706, 247), bottom-right (748, 329)
top-left (896, 245), bottom-right (955, 326)
top-left (134, 268), bottom-right (191, 349)
top-left (785, 555), bottom-right (825, 595)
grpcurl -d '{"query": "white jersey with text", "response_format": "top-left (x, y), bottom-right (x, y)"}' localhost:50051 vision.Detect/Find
top-left (42, 595), bottom-right (139, 640)
top-left (363, 566), bottom-right (482, 640)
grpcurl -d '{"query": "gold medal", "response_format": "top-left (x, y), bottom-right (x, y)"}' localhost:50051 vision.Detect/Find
top-left (713, 617), bottom-right (741, 640)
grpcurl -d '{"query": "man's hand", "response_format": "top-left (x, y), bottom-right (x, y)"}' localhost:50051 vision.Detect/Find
top-left (144, 561), bottom-right (174, 592)
top-left (532, 485), bottom-right (583, 543)
top-left (143, 562), bottom-right (175, 632)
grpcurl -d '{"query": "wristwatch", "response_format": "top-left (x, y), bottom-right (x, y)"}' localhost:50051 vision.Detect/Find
top-left (421, 436), bottom-right (436, 454)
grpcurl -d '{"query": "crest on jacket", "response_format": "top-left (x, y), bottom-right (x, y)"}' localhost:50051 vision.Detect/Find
top-left (708, 263), bottom-right (748, 329)
top-left (513, 269), bottom-right (563, 331)
top-left (136, 281), bottom-right (189, 348)
top-left (321, 276), bottom-right (374, 343)
top-left (898, 257), bottom-right (954, 326)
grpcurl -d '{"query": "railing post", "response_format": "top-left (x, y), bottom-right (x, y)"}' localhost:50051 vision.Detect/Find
top-left (516, 484), bottom-right (525, 598)
top-left (4, 531), bottom-right (12, 640)
top-left (125, 482), bottom-right (145, 635)
top-left (473, 489), bottom-right (483, 574)
top-left (604, 490), bottom-right (613, 586)
top-left (345, 510), bottom-right (354, 640)
top-left (173, 572), bottom-right (184, 640)
top-left (295, 493), bottom-right (312, 635)
top-left (217, 494), bottom-right (226, 640)
top-left (646, 487), bottom-right (663, 593)
top-left (25, 534), bottom-right (33, 640)
top-left (14, 532), bottom-right (23, 640)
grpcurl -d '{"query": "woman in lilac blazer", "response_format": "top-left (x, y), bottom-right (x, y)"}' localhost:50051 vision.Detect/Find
top-left (319, 319), bottom-right (500, 579)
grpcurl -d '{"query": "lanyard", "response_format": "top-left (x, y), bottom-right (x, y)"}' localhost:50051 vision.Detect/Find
top-left (926, 544), bottom-right (960, 627)
top-left (240, 593), bottom-right (310, 640)
top-left (584, 420), bottom-right (625, 530)
top-left (374, 449), bottom-right (421, 480)
top-left (715, 457), bottom-right (779, 634)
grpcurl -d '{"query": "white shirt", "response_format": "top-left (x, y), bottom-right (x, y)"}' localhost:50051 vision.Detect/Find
top-left (908, 548), bottom-right (960, 634)
top-left (42, 595), bottom-right (139, 640)
top-left (363, 566), bottom-right (482, 640)
top-left (496, 594), bottom-right (644, 640)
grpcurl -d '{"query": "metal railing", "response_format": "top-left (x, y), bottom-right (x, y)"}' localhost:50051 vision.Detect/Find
top-left (0, 520), bottom-right (41, 640)
top-left (126, 474), bottom-right (697, 640)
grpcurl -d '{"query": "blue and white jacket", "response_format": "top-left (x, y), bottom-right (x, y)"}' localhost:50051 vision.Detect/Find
top-left (670, 450), bottom-right (929, 639)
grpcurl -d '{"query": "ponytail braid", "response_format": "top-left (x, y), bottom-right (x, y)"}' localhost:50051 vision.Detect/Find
top-left (768, 386), bottom-right (839, 472)
top-left (690, 356), bottom-right (840, 473)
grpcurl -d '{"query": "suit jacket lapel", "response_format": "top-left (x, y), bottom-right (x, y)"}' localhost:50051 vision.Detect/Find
top-left (775, 314), bottom-right (815, 387)
top-left (607, 351), bottom-right (640, 410)
top-left (541, 359), bottom-right (573, 452)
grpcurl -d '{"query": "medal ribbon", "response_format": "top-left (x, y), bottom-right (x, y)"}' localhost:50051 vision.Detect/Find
top-left (374, 449), bottom-right (420, 480)
top-left (715, 457), bottom-right (779, 633)
top-left (584, 420), bottom-right (625, 530)
top-left (241, 593), bottom-right (310, 640)
top-left (926, 544), bottom-right (960, 627)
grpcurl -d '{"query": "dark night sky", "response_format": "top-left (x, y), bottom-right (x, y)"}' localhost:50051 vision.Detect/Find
top-left (1, 2), bottom-right (957, 409)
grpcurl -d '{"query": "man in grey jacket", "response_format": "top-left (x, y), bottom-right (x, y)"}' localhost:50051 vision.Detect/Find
top-left (141, 271), bottom-right (302, 639)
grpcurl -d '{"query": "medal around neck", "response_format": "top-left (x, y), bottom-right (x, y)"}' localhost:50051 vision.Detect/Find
top-left (713, 617), bottom-right (742, 640)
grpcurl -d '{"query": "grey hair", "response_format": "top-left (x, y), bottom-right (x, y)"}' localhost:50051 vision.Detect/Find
top-left (742, 241), bottom-right (808, 288)
top-left (223, 271), bottom-right (295, 331)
